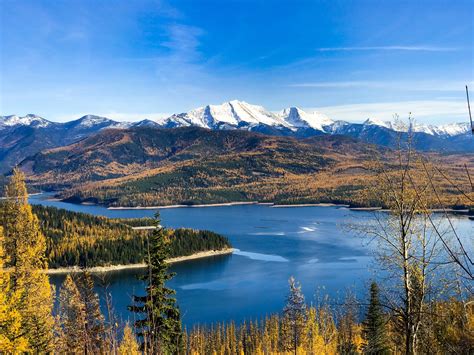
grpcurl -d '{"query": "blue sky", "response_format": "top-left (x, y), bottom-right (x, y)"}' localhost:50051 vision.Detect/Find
top-left (1, 0), bottom-right (473, 124)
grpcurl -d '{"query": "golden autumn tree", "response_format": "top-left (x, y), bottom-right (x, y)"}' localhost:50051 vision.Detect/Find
top-left (0, 225), bottom-right (28, 352)
top-left (58, 274), bottom-right (87, 353)
top-left (118, 323), bottom-right (141, 355)
top-left (0, 168), bottom-right (55, 352)
top-left (304, 307), bottom-right (326, 354)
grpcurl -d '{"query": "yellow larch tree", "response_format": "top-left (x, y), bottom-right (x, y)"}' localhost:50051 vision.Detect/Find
top-left (58, 274), bottom-right (87, 353)
top-left (0, 225), bottom-right (28, 352)
top-left (118, 322), bottom-right (140, 355)
top-left (0, 168), bottom-right (55, 352)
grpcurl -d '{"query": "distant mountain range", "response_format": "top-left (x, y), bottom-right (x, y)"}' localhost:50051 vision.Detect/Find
top-left (1, 100), bottom-right (472, 172)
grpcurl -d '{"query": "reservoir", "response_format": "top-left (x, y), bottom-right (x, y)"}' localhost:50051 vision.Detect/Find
top-left (29, 193), bottom-right (472, 327)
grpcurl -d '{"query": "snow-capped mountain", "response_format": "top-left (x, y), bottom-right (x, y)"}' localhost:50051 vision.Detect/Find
top-left (362, 118), bottom-right (394, 130)
top-left (411, 122), bottom-right (470, 136)
top-left (158, 100), bottom-right (471, 138)
top-left (63, 115), bottom-right (133, 130)
top-left (0, 114), bottom-right (53, 128)
top-left (66, 115), bottom-right (115, 128)
top-left (360, 117), bottom-right (470, 136)
top-left (2, 101), bottom-right (470, 138)
top-left (161, 100), bottom-right (290, 130)
top-left (278, 107), bottom-right (333, 131)
top-left (130, 119), bottom-right (161, 128)
top-left (2, 100), bottom-right (472, 172)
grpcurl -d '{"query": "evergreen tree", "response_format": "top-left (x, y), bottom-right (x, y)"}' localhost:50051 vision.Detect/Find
top-left (58, 274), bottom-right (87, 353)
top-left (129, 213), bottom-right (183, 354)
top-left (282, 276), bottom-right (307, 354)
top-left (362, 282), bottom-right (389, 354)
top-left (0, 168), bottom-right (55, 352)
top-left (118, 323), bottom-right (140, 355)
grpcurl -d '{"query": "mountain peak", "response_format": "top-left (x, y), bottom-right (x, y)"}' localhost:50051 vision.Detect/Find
top-left (0, 114), bottom-right (52, 128)
top-left (78, 114), bottom-right (110, 121)
top-left (70, 115), bottom-right (116, 128)
top-left (169, 100), bottom-right (288, 129)
top-left (279, 106), bottom-right (333, 131)
top-left (363, 118), bottom-right (393, 129)
top-left (131, 119), bottom-right (160, 128)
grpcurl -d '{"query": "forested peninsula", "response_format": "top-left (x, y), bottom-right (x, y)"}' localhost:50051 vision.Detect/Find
top-left (30, 205), bottom-right (232, 269)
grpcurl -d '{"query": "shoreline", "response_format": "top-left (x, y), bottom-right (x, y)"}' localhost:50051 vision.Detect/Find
top-left (31, 193), bottom-right (473, 215)
top-left (108, 201), bottom-right (352, 210)
top-left (108, 201), bottom-right (260, 210)
top-left (349, 207), bottom-right (383, 211)
top-left (271, 203), bottom-right (350, 208)
top-left (45, 248), bottom-right (235, 274)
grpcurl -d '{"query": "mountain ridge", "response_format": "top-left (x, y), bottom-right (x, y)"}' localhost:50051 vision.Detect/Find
top-left (1, 100), bottom-right (472, 172)
top-left (2, 100), bottom-right (469, 137)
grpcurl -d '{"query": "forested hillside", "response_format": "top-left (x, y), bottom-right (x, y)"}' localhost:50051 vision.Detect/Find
top-left (18, 127), bottom-right (378, 206)
top-left (31, 205), bottom-right (231, 268)
top-left (18, 127), bottom-right (473, 208)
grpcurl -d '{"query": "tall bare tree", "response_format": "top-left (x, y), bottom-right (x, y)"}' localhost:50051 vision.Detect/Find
top-left (360, 126), bottom-right (447, 354)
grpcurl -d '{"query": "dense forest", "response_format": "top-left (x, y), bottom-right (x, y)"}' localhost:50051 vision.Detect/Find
top-left (31, 205), bottom-right (231, 268)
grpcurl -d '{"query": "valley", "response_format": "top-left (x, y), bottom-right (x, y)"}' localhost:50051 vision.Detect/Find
top-left (13, 126), bottom-right (473, 209)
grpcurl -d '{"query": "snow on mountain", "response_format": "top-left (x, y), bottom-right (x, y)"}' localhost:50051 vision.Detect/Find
top-left (411, 122), bottom-right (470, 136)
top-left (361, 118), bottom-right (470, 137)
top-left (325, 120), bottom-right (354, 134)
top-left (363, 118), bottom-right (393, 130)
top-left (0, 114), bottom-right (52, 128)
top-left (278, 107), bottom-right (333, 131)
top-left (68, 115), bottom-right (116, 128)
top-left (164, 100), bottom-right (289, 129)
top-left (3, 101), bottom-right (470, 138)
top-left (131, 119), bottom-right (161, 128)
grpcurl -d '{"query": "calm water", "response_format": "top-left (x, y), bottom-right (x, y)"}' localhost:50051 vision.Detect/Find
top-left (29, 193), bottom-right (473, 327)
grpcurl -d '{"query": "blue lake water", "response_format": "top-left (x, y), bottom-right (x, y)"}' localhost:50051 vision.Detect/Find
top-left (29, 193), bottom-right (473, 327)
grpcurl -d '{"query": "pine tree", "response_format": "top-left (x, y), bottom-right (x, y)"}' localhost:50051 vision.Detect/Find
top-left (58, 274), bottom-right (87, 353)
top-left (0, 168), bottom-right (55, 352)
top-left (118, 323), bottom-right (140, 355)
top-left (282, 277), bottom-right (307, 354)
top-left (0, 225), bottom-right (28, 352)
top-left (362, 282), bottom-right (389, 354)
top-left (129, 213), bottom-right (183, 353)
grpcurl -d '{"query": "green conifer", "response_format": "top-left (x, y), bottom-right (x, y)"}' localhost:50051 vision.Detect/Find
top-left (129, 213), bottom-right (183, 354)
top-left (362, 282), bottom-right (389, 354)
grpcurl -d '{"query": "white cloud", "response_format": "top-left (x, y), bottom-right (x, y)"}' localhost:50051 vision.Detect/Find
top-left (306, 100), bottom-right (469, 124)
top-left (289, 80), bottom-right (473, 91)
top-left (161, 24), bottom-right (204, 57)
top-left (289, 81), bottom-right (381, 88)
top-left (317, 46), bottom-right (459, 52)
